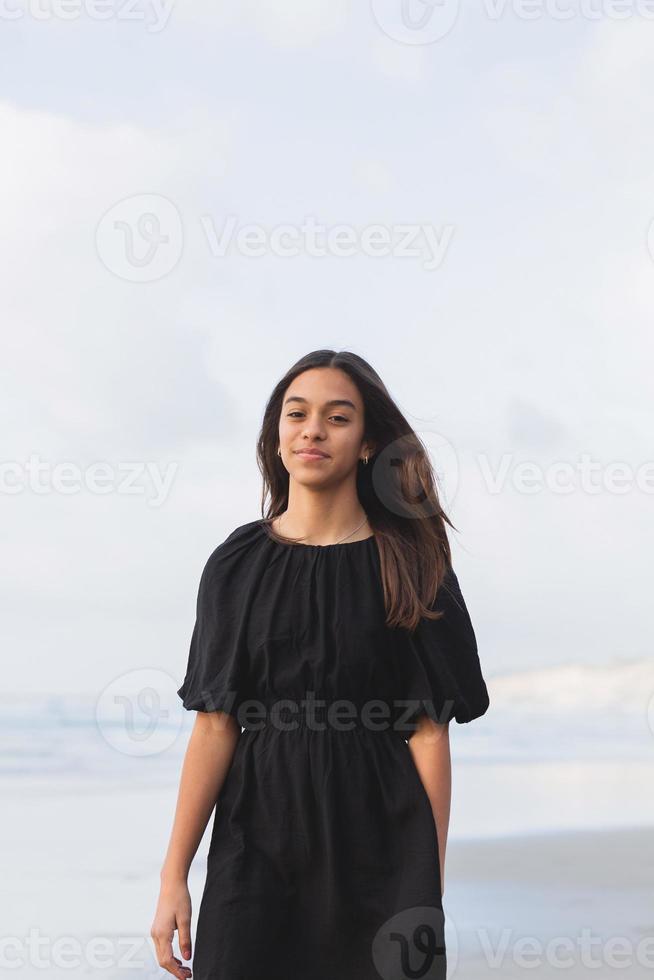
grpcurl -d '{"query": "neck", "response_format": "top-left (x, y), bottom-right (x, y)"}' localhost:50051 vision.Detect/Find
top-left (276, 487), bottom-right (369, 545)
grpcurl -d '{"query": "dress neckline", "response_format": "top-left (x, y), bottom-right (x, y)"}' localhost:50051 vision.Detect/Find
top-left (257, 519), bottom-right (376, 551)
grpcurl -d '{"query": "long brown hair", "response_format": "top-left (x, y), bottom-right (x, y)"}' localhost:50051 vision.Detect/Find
top-left (255, 349), bottom-right (459, 632)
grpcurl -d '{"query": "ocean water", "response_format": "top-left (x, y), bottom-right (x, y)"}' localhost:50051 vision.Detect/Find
top-left (4, 655), bottom-right (654, 833)
top-left (4, 658), bottom-right (653, 979)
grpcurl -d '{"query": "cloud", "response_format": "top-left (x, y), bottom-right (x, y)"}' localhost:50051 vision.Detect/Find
top-left (0, 100), bottom-right (238, 457)
top-left (352, 158), bottom-right (394, 193)
top-left (481, 19), bottom-right (654, 183)
top-left (170, 0), bottom-right (351, 46)
top-left (369, 34), bottom-right (427, 81)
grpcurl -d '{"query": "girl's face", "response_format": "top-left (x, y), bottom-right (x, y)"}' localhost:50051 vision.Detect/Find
top-left (278, 367), bottom-right (371, 486)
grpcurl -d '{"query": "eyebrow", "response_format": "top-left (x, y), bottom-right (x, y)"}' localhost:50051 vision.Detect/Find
top-left (283, 396), bottom-right (358, 411)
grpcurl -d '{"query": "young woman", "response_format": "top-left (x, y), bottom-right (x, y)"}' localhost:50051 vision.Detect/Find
top-left (151, 349), bottom-right (490, 980)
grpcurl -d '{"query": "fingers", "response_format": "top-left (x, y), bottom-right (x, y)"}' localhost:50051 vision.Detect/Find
top-left (151, 927), bottom-right (192, 979)
top-left (177, 913), bottom-right (193, 963)
top-left (161, 953), bottom-right (192, 979)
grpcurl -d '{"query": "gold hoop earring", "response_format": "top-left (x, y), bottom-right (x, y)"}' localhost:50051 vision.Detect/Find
top-left (362, 454), bottom-right (369, 465)
top-left (277, 447), bottom-right (281, 457)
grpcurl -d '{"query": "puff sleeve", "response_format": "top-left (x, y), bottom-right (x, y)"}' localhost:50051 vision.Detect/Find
top-left (176, 546), bottom-right (249, 722)
top-left (403, 564), bottom-right (490, 726)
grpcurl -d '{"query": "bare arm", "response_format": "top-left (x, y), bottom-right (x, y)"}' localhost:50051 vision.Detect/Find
top-left (407, 716), bottom-right (452, 898)
top-left (151, 711), bottom-right (240, 979)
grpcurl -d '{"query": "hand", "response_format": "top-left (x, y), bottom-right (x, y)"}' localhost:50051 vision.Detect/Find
top-left (150, 878), bottom-right (193, 979)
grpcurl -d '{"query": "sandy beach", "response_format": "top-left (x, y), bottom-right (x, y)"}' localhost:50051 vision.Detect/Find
top-left (3, 775), bottom-right (653, 979)
top-left (446, 825), bottom-right (654, 979)
top-left (4, 678), bottom-right (653, 978)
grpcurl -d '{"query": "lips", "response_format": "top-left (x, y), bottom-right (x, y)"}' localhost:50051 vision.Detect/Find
top-left (294, 449), bottom-right (329, 458)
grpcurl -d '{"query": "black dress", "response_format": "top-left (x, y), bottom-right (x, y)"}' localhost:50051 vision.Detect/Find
top-left (177, 519), bottom-right (490, 980)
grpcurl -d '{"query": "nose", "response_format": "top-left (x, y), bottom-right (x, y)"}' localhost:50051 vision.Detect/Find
top-left (301, 417), bottom-right (327, 441)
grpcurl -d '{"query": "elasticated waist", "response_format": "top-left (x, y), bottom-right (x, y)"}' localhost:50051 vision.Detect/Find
top-left (239, 696), bottom-right (407, 735)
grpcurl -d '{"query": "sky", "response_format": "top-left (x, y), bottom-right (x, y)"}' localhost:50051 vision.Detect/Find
top-left (1, 0), bottom-right (652, 696)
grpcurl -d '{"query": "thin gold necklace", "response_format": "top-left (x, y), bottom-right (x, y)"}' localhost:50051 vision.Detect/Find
top-left (279, 513), bottom-right (370, 545)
